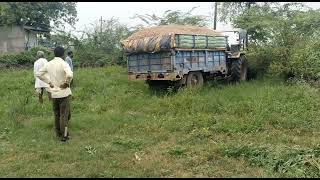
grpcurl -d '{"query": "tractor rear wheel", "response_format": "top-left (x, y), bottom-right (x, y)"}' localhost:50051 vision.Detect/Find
top-left (231, 55), bottom-right (248, 81)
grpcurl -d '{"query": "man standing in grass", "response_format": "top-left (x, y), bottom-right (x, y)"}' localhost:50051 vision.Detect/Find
top-left (65, 50), bottom-right (73, 72)
top-left (36, 46), bottom-right (73, 142)
top-left (33, 51), bottom-right (51, 104)
top-left (65, 50), bottom-right (74, 86)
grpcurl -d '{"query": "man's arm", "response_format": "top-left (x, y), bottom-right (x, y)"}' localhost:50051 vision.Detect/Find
top-left (36, 64), bottom-right (52, 86)
top-left (63, 61), bottom-right (73, 84)
top-left (66, 57), bottom-right (73, 72)
top-left (60, 62), bottom-right (73, 89)
top-left (70, 59), bottom-right (73, 72)
top-left (33, 62), bottom-right (38, 79)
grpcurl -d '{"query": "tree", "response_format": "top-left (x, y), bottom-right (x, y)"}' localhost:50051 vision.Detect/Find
top-left (0, 2), bottom-right (77, 29)
top-left (50, 30), bottom-right (80, 49)
top-left (226, 2), bottom-right (320, 79)
top-left (219, 2), bottom-right (278, 23)
top-left (74, 17), bottom-right (132, 66)
top-left (79, 17), bottom-right (131, 52)
top-left (218, 2), bottom-right (307, 45)
top-left (131, 7), bottom-right (208, 27)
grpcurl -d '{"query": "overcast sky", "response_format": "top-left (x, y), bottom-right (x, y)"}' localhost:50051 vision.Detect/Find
top-left (67, 2), bottom-right (320, 37)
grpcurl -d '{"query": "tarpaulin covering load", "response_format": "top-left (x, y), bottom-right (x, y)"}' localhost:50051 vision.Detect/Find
top-left (121, 25), bottom-right (226, 54)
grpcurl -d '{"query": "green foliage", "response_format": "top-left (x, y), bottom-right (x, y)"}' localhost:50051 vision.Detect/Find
top-left (73, 18), bottom-right (131, 67)
top-left (219, 143), bottom-right (320, 178)
top-left (228, 2), bottom-right (320, 80)
top-left (230, 3), bottom-right (308, 44)
top-left (0, 46), bottom-right (54, 68)
top-left (219, 143), bottom-right (269, 167)
top-left (270, 31), bottom-right (320, 80)
top-left (245, 46), bottom-right (274, 78)
top-left (0, 2), bottom-right (77, 29)
top-left (168, 146), bottom-right (187, 157)
top-left (219, 2), bottom-right (278, 23)
top-left (132, 7), bottom-right (208, 27)
top-left (50, 31), bottom-right (80, 49)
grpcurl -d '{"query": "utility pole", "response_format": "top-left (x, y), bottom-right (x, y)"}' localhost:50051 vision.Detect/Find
top-left (213, 2), bottom-right (218, 30)
top-left (99, 16), bottom-right (103, 34)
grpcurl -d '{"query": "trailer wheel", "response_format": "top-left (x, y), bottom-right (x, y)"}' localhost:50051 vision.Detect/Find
top-left (231, 55), bottom-right (248, 81)
top-left (186, 71), bottom-right (204, 88)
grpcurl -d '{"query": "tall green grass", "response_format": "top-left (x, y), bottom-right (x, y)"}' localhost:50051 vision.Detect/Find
top-left (0, 66), bottom-right (320, 177)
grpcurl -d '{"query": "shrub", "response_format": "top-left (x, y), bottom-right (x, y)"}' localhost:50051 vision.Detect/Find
top-left (246, 45), bottom-right (275, 78)
top-left (0, 46), bottom-right (54, 69)
top-left (73, 48), bottom-right (126, 67)
top-left (269, 31), bottom-right (320, 81)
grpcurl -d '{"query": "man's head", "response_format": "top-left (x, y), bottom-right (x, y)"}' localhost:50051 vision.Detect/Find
top-left (67, 50), bottom-right (73, 58)
top-left (54, 46), bottom-right (65, 59)
top-left (37, 51), bottom-right (45, 59)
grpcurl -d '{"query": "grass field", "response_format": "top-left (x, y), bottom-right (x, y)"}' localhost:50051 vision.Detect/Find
top-left (1, 66), bottom-right (320, 177)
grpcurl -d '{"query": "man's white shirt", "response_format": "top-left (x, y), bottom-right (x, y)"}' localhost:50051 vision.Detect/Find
top-left (34, 58), bottom-right (50, 89)
top-left (36, 57), bottom-right (73, 98)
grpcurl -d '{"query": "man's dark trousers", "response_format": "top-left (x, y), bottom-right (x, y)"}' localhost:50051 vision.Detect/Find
top-left (52, 95), bottom-right (71, 140)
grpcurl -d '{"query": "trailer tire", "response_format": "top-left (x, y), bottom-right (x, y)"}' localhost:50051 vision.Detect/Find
top-left (186, 71), bottom-right (204, 88)
top-left (231, 55), bottom-right (248, 81)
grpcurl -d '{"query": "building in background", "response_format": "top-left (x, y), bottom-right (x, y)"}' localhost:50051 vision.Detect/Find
top-left (0, 25), bottom-right (50, 53)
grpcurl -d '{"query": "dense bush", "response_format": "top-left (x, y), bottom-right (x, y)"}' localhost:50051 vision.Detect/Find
top-left (0, 44), bottom-right (127, 69)
top-left (73, 48), bottom-right (126, 68)
top-left (269, 31), bottom-right (320, 81)
top-left (222, 2), bottom-right (320, 81)
top-left (248, 36), bottom-right (320, 81)
top-left (0, 46), bottom-right (54, 69)
top-left (246, 45), bottom-right (275, 78)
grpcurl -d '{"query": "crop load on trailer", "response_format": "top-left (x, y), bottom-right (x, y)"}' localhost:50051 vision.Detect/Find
top-left (122, 25), bottom-right (227, 54)
top-left (121, 25), bottom-right (248, 89)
